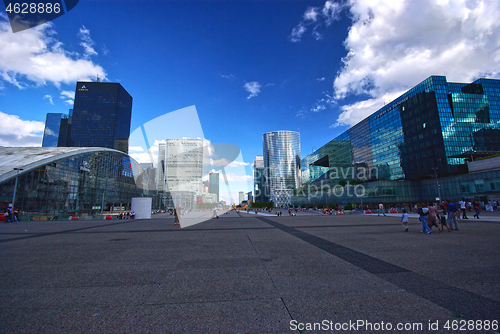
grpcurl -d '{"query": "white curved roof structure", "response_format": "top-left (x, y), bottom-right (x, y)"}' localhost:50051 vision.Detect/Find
top-left (0, 147), bottom-right (126, 184)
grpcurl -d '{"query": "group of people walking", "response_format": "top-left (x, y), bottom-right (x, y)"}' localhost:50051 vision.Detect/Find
top-left (400, 199), bottom-right (475, 233)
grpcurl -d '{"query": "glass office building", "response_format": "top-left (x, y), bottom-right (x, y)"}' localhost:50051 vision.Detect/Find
top-left (42, 113), bottom-right (71, 147)
top-left (208, 171), bottom-right (219, 202)
top-left (253, 155), bottom-right (267, 202)
top-left (70, 82), bottom-right (133, 154)
top-left (0, 147), bottom-right (150, 216)
top-left (299, 76), bottom-right (500, 205)
top-left (263, 131), bottom-right (301, 206)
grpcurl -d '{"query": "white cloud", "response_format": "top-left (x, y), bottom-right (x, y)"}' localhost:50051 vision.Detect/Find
top-left (244, 81), bottom-right (261, 99)
top-left (220, 74), bottom-right (237, 80)
top-left (0, 111), bottom-right (44, 146)
top-left (290, 1), bottom-right (346, 42)
top-left (78, 25), bottom-right (98, 59)
top-left (129, 146), bottom-right (145, 153)
top-left (60, 90), bottom-right (75, 105)
top-left (0, 14), bottom-right (106, 88)
top-left (228, 161), bottom-right (250, 167)
top-left (304, 7), bottom-right (320, 22)
top-left (332, 0), bottom-right (500, 126)
top-left (290, 23), bottom-right (307, 42)
top-left (43, 94), bottom-right (54, 105)
top-left (317, 77), bottom-right (326, 81)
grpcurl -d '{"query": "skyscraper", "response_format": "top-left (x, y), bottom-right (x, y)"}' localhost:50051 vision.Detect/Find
top-left (253, 155), bottom-right (267, 202)
top-left (263, 131), bottom-right (301, 206)
top-left (164, 138), bottom-right (203, 194)
top-left (208, 171), bottom-right (219, 202)
top-left (70, 81), bottom-right (132, 154)
top-left (42, 113), bottom-right (70, 147)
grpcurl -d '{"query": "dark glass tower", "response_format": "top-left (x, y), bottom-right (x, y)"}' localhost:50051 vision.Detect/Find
top-left (42, 113), bottom-right (71, 147)
top-left (70, 82), bottom-right (132, 154)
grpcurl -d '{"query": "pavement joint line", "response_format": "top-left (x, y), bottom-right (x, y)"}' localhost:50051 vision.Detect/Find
top-left (239, 220), bottom-right (296, 324)
top-left (255, 216), bottom-right (500, 321)
top-left (0, 219), bottom-right (137, 244)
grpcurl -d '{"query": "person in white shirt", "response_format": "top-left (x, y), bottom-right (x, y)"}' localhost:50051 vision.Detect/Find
top-left (212, 207), bottom-right (219, 219)
top-left (459, 200), bottom-right (468, 219)
top-left (378, 203), bottom-right (386, 216)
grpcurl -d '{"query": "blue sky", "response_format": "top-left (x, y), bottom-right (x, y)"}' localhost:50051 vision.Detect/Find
top-left (1, 0), bottom-right (500, 200)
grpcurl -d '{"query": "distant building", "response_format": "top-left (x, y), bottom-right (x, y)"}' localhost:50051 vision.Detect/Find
top-left (70, 81), bottom-right (133, 154)
top-left (239, 191), bottom-right (245, 205)
top-left (263, 131), bottom-right (301, 207)
top-left (42, 113), bottom-right (71, 147)
top-left (247, 191), bottom-right (253, 202)
top-left (208, 171), bottom-right (219, 202)
top-left (156, 142), bottom-right (166, 191)
top-left (158, 138), bottom-right (203, 208)
top-left (253, 155), bottom-right (267, 202)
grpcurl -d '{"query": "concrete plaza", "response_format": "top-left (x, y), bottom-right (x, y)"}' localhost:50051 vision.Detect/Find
top-left (0, 210), bottom-right (499, 333)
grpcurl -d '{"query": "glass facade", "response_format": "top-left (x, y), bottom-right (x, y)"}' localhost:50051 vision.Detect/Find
top-left (263, 131), bottom-right (301, 206)
top-left (299, 76), bottom-right (500, 205)
top-left (253, 155), bottom-right (267, 202)
top-left (42, 113), bottom-right (70, 147)
top-left (208, 171), bottom-right (219, 202)
top-left (70, 82), bottom-right (132, 154)
top-left (0, 147), bottom-right (150, 216)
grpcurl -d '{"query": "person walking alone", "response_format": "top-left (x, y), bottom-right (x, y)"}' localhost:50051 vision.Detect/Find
top-left (459, 199), bottom-right (468, 219)
top-left (378, 203), bottom-right (386, 216)
top-left (401, 209), bottom-right (409, 232)
top-left (473, 200), bottom-right (481, 219)
top-left (212, 206), bottom-right (219, 219)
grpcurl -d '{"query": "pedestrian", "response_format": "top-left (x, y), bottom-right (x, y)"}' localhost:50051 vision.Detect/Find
top-left (212, 206), bottom-right (219, 219)
top-left (459, 199), bottom-right (468, 219)
top-left (472, 200), bottom-right (481, 219)
top-left (174, 205), bottom-right (181, 225)
top-left (427, 203), bottom-right (441, 232)
top-left (13, 208), bottom-right (19, 223)
top-left (7, 207), bottom-right (14, 223)
top-left (378, 203), bottom-right (386, 216)
top-left (438, 202), bottom-right (452, 232)
top-left (418, 203), bottom-right (432, 234)
top-left (401, 209), bottom-right (409, 232)
top-left (446, 199), bottom-right (459, 230)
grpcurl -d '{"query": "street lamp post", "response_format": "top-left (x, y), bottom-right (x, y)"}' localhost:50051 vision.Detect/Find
top-left (12, 168), bottom-right (24, 209)
top-left (431, 167), bottom-right (441, 203)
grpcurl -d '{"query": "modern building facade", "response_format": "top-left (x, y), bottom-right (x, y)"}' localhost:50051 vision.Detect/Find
top-left (70, 81), bottom-right (133, 154)
top-left (0, 147), bottom-right (150, 216)
top-left (253, 155), bottom-right (267, 202)
top-left (157, 138), bottom-right (203, 208)
top-left (208, 171), bottom-right (219, 202)
top-left (263, 131), bottom-right (301, 206)
top-left (299, 75), bottom-right (500, 206)
top-left (42, 113), bottom-right (71, 147)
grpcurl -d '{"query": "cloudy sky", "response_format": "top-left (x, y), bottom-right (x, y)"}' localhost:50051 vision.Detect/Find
top-left (1, 0), bottom-right (499, 199)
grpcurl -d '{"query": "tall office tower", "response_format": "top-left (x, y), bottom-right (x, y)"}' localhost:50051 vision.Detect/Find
top-left (70, 81), bottom-right (132, 154)
top-left (156, 142), bottom-right (166, 191)
top-left (253, 155), bottom-right (267, 202)
top-left (263, 131), bottom-right (301, 207)
top-left (164, 138), bottom-right (203, 194)
top-left (42, 113), bottom-right (71, 147)
top-left (208, 171), bottom-right (219, 202)
top-left (239, 191), bottom-right (245, 205)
